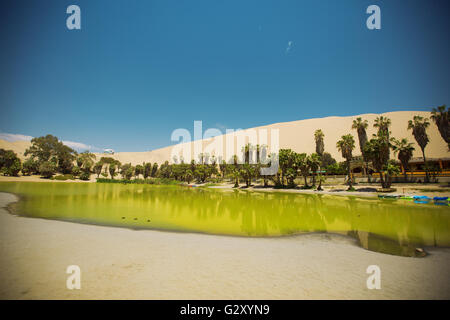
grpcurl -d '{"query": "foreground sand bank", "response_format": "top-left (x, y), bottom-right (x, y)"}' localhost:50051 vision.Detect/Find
top-left (0, 192), bottom-right (449, 299)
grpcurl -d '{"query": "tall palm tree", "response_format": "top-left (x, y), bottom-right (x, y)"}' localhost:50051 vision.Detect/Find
top-left (374, 116), bottom-right (391, 136)
top-left (374, 116), bottom-right (391, 160)
top-left (408, 115), bottom-right (430, 182)
top-left (431, 105), bottom-right (449, 150)
top-left (391, 138), bottom-right (415, 182)
top-left (241, 143), bottom-right (253, 164)
top-left (307, 153), bottom-right (321, 186)
top-left (314, 129), bottom-right (325, 157)
top-left (336, 134), bottom-right (355, 190)
top-left (351, 117), bottom-right (369, 178)
top-left (297, 153), bottom-right (310, 188)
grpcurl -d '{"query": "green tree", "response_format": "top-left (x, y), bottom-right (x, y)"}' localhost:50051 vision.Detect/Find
top-left (320, 152), bottom-right (336, 168)
top-left (194, 164), bottom-right (208, 183)
top-left (124, 166), bottom-right (135, 180)
top-left (336, 134), bottom-right (355, 190)
top-left (382, 162), bottom-right (401, 188)
top-left (297, 153), bottom-right (310, 188)
top-left (185, 169), bottom-right (193, 183)
top-left (93, 162), bottom-right (103, 178)
top-left (352, 117), bottom-right (370, 178)
top-left (39, 161), bottom-right (57, 179)
top-left (24, 135), bottom-right (76, 174)
top-left (0, 149), bottom-right (22, 176)
top-left (278, 149), bottom-right (297, 186)
top-left (79, 171), bottom-right (90, 181)
top-left (231, 168), bottom-right (240, 188)
top-left (408, 115), bottom-right (430, 182)
top-left (316, 174), bottom-right (326, 191)
top-left (240, 163), bottom-right (257, 187)
top-left (219, 160), bottom-right (227, 179)
top-left (72, 166), bottom-right (81, 177)
top-left (307, 153), bottom-right (321, 187)
top-left (109, 164), bottom-right (117, 179)
top-left (151, 163), bottom-right (159, 177)
top-left (159, 161), bottom-right (171, 178)
top-left (120, 163), bottom-right (132, 179)
top-left (431, 105), bottom-right (449, 149)
top-left (78, 151), bottom-right (96, 172)
top-left (314, 129), bottom-right (325, 156)
top-left (143, 162), bottom-right (152, 179)
top-left (374, 116), bottom-right (391, 162)
top-left (22, 158), bottom-right (38, 176)
top-left (364, 132), bottom-right (393, 188)
top-left (135, 164), bottom-right (144, 179)
top-left (391, 138), bottom-right (415, 182)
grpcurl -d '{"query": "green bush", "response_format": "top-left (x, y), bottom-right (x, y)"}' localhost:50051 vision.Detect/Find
top-left (72, 166), bottom-right (81, 177)
top-left (0, 149), bottom-right (22, 176)
top-left (79, 171), bottom-right (91, 181)
top-left (39, 161), bottom-right (57, 179)
top-left (52, 174), bottom-right (75, 181)
top-left (22, 158), bottom-right (38, 176)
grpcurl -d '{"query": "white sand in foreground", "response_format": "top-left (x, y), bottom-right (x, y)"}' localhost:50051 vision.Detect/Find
top-left (0, 192), bottom-right (449, 300)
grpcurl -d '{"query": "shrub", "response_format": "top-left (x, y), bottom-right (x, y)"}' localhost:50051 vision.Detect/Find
top-left (0, 149), bottom-right (22, 176)
top-left (79, 171), bottom-right (91, 181)
top-left (52, 174), bottom-right (75, 181)
top-left (72, 166), bottom-right (81, 177)
top-left (39, 161), bottom-right (57, 179)
top-left (22, 158), bottom-right (38, 176)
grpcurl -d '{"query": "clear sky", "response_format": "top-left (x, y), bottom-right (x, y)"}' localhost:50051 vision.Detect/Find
top-left (1, 0), bottom-right (449, 152)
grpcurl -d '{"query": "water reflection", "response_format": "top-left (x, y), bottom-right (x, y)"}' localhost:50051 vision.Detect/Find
top-left (0, 182), bottom-right (449, 257)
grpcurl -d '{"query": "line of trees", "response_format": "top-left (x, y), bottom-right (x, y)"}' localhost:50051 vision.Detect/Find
top-left (2, 106), bottom-right (447, 189)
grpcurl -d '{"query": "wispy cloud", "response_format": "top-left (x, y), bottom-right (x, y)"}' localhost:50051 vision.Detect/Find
top-left (0, 132), bottom-right (103, 152)
top-left (61, 140), bottom-right (103, 152)
top-left (285, 40), bottom-right (294, 54)
top-left (0, 133), bottom-right (33, 142)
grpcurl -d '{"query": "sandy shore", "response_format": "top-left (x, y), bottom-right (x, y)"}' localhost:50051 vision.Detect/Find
top-left (1, 176), bottom-right (449, 199)
top-left (207, 182), bottom-right (450, 198)
top-left (0, 192), bottom-right (449, 299)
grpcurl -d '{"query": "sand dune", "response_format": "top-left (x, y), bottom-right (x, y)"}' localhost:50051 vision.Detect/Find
top-left (0, 140), bottom-right (31, 159)
top-left (1, 111), bottom-right (448, 165)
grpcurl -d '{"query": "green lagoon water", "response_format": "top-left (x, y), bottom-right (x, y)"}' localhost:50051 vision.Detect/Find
top-left (0, 181), bottom-right (449, 257)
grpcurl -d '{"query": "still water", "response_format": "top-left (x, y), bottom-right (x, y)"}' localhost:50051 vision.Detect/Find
top-left (0, 182), bottom-right (449, 257)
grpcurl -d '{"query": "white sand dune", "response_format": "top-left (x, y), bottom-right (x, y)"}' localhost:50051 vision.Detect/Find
top-left (1, 111), bottom-right (448, 165)
top-left (103, 111), bottom-right (449, 165)
top-left (1, 192), bottom-right (449, 300)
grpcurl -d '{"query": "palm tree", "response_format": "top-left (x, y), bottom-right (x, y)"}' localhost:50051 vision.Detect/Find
top-left (408, 115), bottom-right (430, 182)
top-left (297, 153), bottom-right (310, 188)
top-left (351, 117), bottom-right (369, 179)
top-left (431, 105), bottom-right (449, 150)
top-left (231, 168), bottom-right (240, 188)
top-left (307, 153), bottom-right (321, 186)
top-left (336, 134), bottom-right (356, 190)
top-left (314, 129), bottom-right (325, 156)
top-left (391, 138), bottom-right (415, 182)
top-left (374, 116), bottom-right (391, 160)
top-left (374, 116), bottom-right (391, 137)
top-left (241, 143), bottom-right (253, 164)
top-left (364, 133), bottom-right (392, 189)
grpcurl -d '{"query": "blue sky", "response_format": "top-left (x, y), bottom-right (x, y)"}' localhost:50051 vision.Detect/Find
top-left (1, 0), bottom-right (449, 152)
